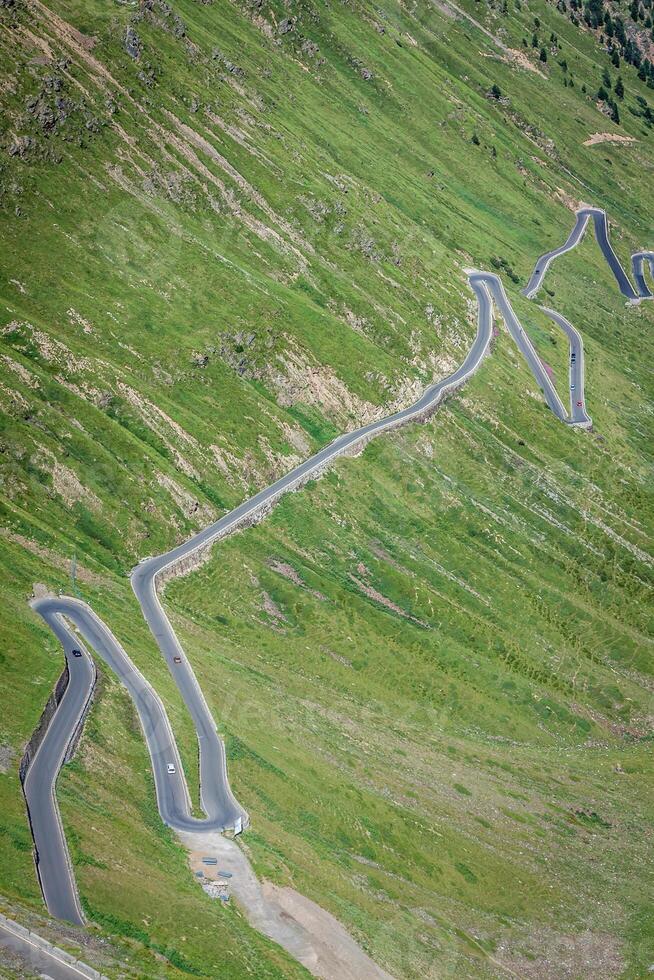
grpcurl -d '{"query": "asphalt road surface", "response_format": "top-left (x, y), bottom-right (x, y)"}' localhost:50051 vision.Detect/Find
top-left (467, 271), bottom-right (591, 426)
top-left (632, 251), bottom-right (654, 299)
top-left (0, 917), bottom-right (105, 980)
top-left (539, 306), bottom-right (589, 425)
top-left (24, 208), bottom-right (652, 924)
top-left (523, 206), bottom-right (654, 301)
top-left (22, 615), bottom-right (93, 925)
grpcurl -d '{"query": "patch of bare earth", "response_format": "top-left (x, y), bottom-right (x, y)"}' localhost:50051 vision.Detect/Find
top-left (260, 589), bottom-right (287, 624)
top-left (164, 111), bottom-right (313, 255)
top-left (155, 472), bottom-right (214, 524)
top-left (33, 447), bottom-right (102, 511)
top-left (2, 321), bottom-right (92, 374)
top-left (583, 132), bottom-right (637, 146)
top-left (28, 0), bottom-right (128, 98)
top-left (268, 338), bottom-right (381, 424)
top-left (435, 0), bottom-right (544, 74)
top-left (179, 831), bottom-right (395, 980)
top-left (505, 47), bottom-right (545, 74)
top-left (267, 558), bottom-right (327, 600)
top-left (554, 188), bottom-right (587, 212)
top-left (350, 563), bottom-right (428, 626)
top-left (156, 113), bottom-right (309, 270)
top-left (321, 645), bottom-right (352, 666)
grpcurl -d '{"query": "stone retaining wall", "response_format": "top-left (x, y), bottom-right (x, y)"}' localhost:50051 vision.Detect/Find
top-left (19, 664), bottom-right (70, 783)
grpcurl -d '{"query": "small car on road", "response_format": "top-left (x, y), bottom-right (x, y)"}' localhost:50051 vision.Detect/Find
top-left (173, 656), bottom-right (182, 664)
top-left (72, 649), bottom-right (82, 658)
top-left (576, 400), bottom-right (583, 407)
top-left (167, 764), bottom-right (176, 775)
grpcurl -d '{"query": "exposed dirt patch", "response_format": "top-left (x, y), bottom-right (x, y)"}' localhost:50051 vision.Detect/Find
top-left (368, 541), bottom-right (404, 571)
top-left (28, 0), bottom-right (128, 98)
top-left (156, 113), bottom-right (309, 269)
top-left (1, 355), bottom-right (40, 388)
top-left (33, 447), bottom-right (102, 511)
top-left (117, 382), bottom-right (199, 478)
top-left (431, 0), bottom-right (456, 18)
top-left (155, 472), bottom-right (215, 525)
top-left (0, 381), bottom-right (30, 415)
top-left (51, 460), bottom-right (100, 510)
top-left (583, 132), bottom-right (636, 147)
top-left (436, 0), bottom-right (544, 74)
top-left (268, 337), bottom-right (381, 424)
top-left (218, 328), bottom-right (453, 430)
top-left (165, 111), bottom-right (313, 255)
top-left (349, 564), bottom-right (428, 626)
top-left (179, 831), bottom-right (395, 980)
top-left (267, 558), bottom-right (327, 600)
top-left (260, 589), bottom-right (287, 623)
top-left (505, 47), bottom-right (545, 75)
top-left (262, 883), bottom-right (395, 980)
top-left (553, 187), bottom-right (587, 212)
top-left (208, 443), bottom-right (240, 485)
top-left (2, 321), bottom-right (91, 373)
top-left (278, 420), bottom-right (312, 456)
top-left (257, 434), bottom-right (303, 480)
top-left (321, 645), bottom-right (352, 667)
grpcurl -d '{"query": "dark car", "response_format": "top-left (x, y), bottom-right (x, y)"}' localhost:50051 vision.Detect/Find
top-left (72, 649), bottom-right (82, 658)
top-left (173, 656), bottom-right (182, 664)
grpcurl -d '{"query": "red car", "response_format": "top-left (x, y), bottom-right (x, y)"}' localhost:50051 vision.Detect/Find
top-left (576, 400), bottom-right (583, 408)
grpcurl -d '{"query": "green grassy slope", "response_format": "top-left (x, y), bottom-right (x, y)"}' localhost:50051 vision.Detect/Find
top-left (1, 0), bottom-right (653, 976)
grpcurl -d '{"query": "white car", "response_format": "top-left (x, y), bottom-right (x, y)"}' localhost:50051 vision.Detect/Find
top-left (167, 764), bottom-right (176, 775)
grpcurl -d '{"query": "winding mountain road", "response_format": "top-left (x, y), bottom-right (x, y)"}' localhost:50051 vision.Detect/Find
top-left (22, 629), bottom-right (92, 926)
top-left (22, 208), bottom-right (653, 926)
top-left (523, 206), bottom-right (654, 301)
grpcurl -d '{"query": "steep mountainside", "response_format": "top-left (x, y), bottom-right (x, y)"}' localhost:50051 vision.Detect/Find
top-left (0, 0), bottom-right (653, 977)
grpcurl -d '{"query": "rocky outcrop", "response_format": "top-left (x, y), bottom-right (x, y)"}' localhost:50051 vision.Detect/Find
top-left (124, 26), bottom-right (142, 59)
